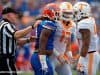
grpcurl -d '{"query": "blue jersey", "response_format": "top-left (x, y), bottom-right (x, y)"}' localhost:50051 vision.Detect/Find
top-left (35, 20), bottom-right (57, 51)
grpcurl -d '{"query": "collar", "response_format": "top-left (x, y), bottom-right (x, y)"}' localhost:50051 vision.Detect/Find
top-left (3, 18), bottom-right (12, 23)
top-left (2, 18), bottom-right (16, 30)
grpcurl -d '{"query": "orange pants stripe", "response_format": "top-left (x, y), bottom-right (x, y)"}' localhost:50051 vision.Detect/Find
top-left (88, 53), bottom-right (94, 75)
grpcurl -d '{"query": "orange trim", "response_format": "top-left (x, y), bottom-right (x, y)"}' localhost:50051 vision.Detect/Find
top-left (94, 23), bottom-right (97, 34)
top-left (67, 3), bottom-right (72, 10)
top-left (60, 30), bottom-right (65, 42)
top-left (80, 4), bottom-right (83, 10)
top-left (88, 53), bottom-right (94, 75)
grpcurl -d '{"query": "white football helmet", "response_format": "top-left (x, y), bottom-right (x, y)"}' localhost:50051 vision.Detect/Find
top-left (73, 2), bottom-right (91, 21)
top-left (59, 2), bottom-right (73, 21)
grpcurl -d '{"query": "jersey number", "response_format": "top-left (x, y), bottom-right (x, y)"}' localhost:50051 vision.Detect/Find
top-left (60, 30), bottom-right (70, 43)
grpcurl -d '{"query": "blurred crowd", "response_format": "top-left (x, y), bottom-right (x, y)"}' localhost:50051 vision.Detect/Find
top-left (0, 0), bottom-right (100, 20)
top-left (0, 0), bottom-right (100, 71)
top-left (0, 0), bottom-right (100, 23)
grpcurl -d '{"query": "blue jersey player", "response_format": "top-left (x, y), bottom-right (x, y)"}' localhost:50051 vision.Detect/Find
top-left (30, 3), bottom-right (59, 75)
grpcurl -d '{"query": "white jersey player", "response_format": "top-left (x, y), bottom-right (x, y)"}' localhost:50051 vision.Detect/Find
top-left (73, 2), bottom-right (100, 75)
top-left (50, 2), bottom-right (77, 75)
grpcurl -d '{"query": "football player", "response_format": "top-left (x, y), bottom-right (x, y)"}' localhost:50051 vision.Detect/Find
top-left (50, 2), bottom-right (77, 75)
top-left (73, 2), bottom-right (100, 75)
top-left (30, 3), bottom-right (59, 75)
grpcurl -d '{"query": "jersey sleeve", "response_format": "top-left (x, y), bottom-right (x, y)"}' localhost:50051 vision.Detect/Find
top-left (78, 22), bottom-right (92, 32)
top-left (42, 21), bottom-right (57, 31)
top-left (78, 18), bottom-right (96, 34)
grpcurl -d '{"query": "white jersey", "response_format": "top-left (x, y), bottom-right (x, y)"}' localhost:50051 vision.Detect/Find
top-left (77, 17), bottom-right (98, 52)
top-left (54, 21), bottom-right (76, 54)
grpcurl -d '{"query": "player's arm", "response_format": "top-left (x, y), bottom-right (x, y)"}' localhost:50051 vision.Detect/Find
top-left (65, 36), bottom-right (73, 64)
top-left (79, 29), bottom-right (90, 57)
top-left (4, 23), bottom-right (33, 40)
top-left (65, 25), bottom-right (77, 57)
top-left (67, 26), bottom-right (78, 58)
top-left (38, 27), bottom-right (53, 71)
top-left (17, 36), bottom-right (37, 45)
top-left (65, 28), bottom-right (74, 58)
top-left (77, 29), bottom-right (90, 71)
top-left (39, 28), bottom-right (52, 55)
top-left (38, 21), bottom-right (56, 71)
top-left (14, 20), bottom-right (41, 39)
top-left (56, 34), bottom-right (72, 64)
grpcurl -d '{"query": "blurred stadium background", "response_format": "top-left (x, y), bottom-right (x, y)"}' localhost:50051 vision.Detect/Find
top-left (0, 0), bottom-right (100, 75)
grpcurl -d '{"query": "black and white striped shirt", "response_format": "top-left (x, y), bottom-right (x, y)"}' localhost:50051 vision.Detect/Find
top-left (0, 19), bottom-right (16, 57)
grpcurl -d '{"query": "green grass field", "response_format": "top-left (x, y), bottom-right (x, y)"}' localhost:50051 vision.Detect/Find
top-left (18, 70), bottom-right (100, 75)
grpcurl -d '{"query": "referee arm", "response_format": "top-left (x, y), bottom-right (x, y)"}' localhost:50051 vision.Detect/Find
top-left (4, 22), bottom-right (37, 40)
top-left (3, 16), bottom-right (40, 40)
top-left (14, 20), bottom-right (41, 39)
top-left (17, 36), bottom-right (37, 45)
top-left (14, 26), bottom-right (33, 39)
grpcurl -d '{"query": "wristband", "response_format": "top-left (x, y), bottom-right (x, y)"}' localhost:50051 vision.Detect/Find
top-left (39, 55), bottom-right (46, 62)
top-left (26, 38), bottom-right (30, 43)
top-left (31, 25), bottom-right (34, 29)
top-left (39, 55), bottom-right (48, 69)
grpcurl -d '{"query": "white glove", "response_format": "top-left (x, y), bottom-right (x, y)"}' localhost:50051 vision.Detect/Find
top-left (57, 54), bottom-right (66, 65)
top-left (39, 55), bottom-right (48, 72)
top-left (77, 56), bottom-right (87, 72)
top-left (66, 51), bottom-right (75, 64)
top-left (66, 51), bottom-right (72, 58)
top-left (53, 49), bottom-right (68, 64)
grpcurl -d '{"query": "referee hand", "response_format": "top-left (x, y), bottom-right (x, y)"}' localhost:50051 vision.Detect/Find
top-left (30, 36), bottom-right (37, 42)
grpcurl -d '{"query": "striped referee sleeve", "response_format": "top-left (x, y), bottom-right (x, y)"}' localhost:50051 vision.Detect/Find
top-left (4, 23), bottom-right (16, 38)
